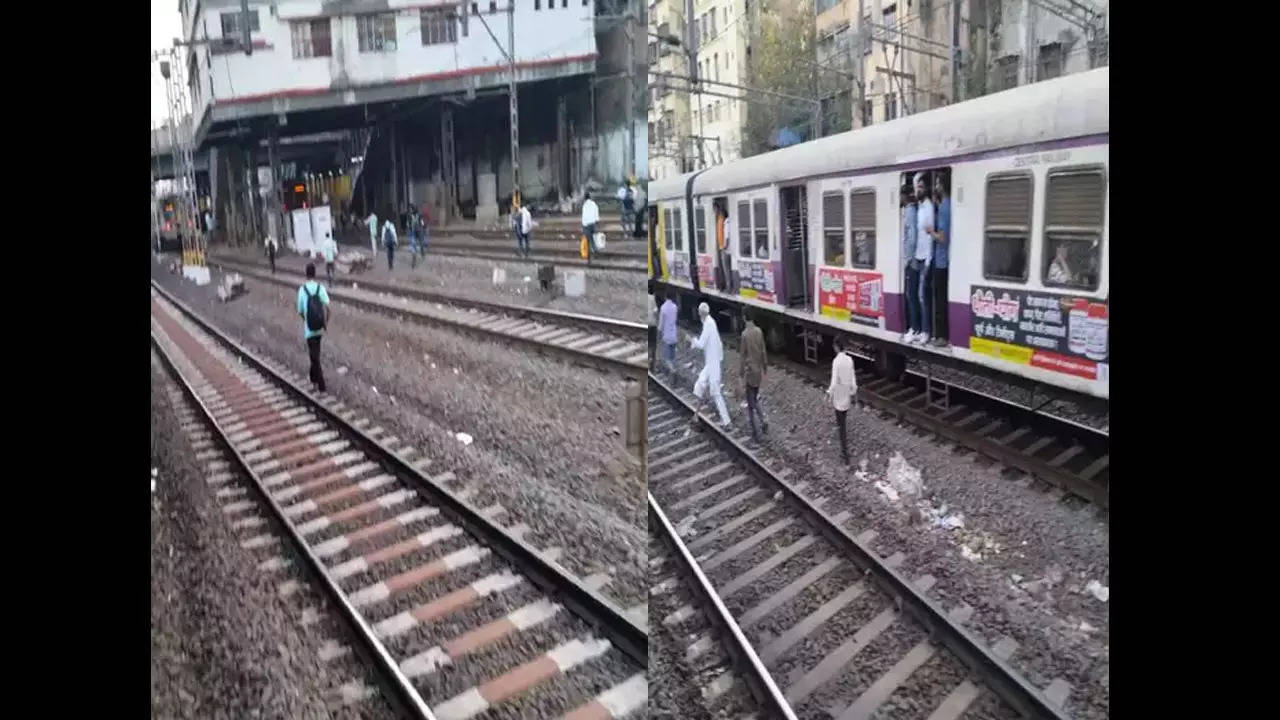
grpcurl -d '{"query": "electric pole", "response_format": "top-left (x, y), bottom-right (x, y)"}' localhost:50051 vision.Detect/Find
top-left (156, 48), bottom-right (204, 274)
top-left (508, 2), bottom-right (520, 209)
top-left (241, 0), bottom-right (252, 55)
top-left (624, 1), bottom-right (635, 180)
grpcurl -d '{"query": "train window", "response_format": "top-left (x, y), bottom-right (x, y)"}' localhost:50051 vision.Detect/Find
top-left (850, 189), bottom-right (876, 269)
top-left (694, 205), bottom-right (707, 253)
top-left (983, 172), bottom-right (1033, 282)
top-left (822, 191), bottom-right (846, 267)
top-left (673, 207), bottom-right (684, 251)
top-left (737, 201), bottom-right (751, 257)
top-left (663, 207), bottom-right (673, 250)
top-left (1042, 166), bottom-right (1105, 292)
top-left (752, 199), bottom-right (768, 259)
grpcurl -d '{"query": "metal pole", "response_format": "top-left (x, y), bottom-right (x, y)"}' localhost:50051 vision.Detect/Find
top-left (951, 0), bottom-right (961, 103)
top-left (507, 2), bottom-right (520, 208)
top-left (624, 3), bottom-right (634, 179)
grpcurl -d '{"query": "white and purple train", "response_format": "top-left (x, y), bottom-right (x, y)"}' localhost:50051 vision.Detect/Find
top-left (649, 67), bottom-right (1108, 400)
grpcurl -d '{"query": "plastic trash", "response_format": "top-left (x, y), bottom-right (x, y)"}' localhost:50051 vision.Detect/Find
top-left (1085, 580), bottom-right (1109, 602)
top-left (455, 432), bottom-right (474, 446)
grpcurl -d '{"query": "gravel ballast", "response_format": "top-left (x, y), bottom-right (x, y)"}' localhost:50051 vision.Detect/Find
top-left (211, 241), bottom-right (648, 323)
top-left (150, 357), bottom-right (396, 720)
top-left (655, 330), bottom-right (1110, 720)
top-left (152, 261), bottom-right (647, 614)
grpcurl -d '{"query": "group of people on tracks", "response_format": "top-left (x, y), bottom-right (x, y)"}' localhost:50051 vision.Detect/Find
top-left (653, 292), bottom-right (860, 463)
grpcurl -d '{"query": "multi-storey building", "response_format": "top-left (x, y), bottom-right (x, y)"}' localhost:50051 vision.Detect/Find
top-left (815, 0), bottom-right (1108, 131)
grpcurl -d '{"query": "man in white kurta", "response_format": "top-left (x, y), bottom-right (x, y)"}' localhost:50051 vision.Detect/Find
top-left (691, 302), bottom-right (732, 427)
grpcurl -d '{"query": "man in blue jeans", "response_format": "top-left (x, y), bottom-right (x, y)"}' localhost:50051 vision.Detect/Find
top-left (658, 291), bottom-right (679, 379)
top-left (929, 177), bottom-right (951, 346)
top-left (296, 263), bottom-right (331, 393)
top-left (901, 185), bottom-right (920, 342)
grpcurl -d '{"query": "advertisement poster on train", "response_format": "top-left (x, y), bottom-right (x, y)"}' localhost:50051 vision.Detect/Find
top-left (817, 268), bottom-right (883, 327)
top-left (737, 259), bottom-right (775, 303)
top-left (669, 252), bottom-right (690, 286)
top-left (697, 254), bottom-right (714, 286)
top-left (968, 285), bottom-right (1108, 381)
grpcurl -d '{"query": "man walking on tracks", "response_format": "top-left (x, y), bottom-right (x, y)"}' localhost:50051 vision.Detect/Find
top-left (516, 202), bottom-right (533, 258)
top-left (740, 310), bottom-right (769, 442)
top-left (366, 209), bottom-right (379, 259)
top-left (658, 291), bottom-right (679, 378)
top-left (581, 191), bottom-right (599, 265)
top-left (265, 234), bottom-right (278, 274)
top-left (297, 263), bottom-right (331, 394)
top-left (381, 215), bottom-right (398, 271)
top-left (827, 337), bottom-right (858, 465)
top-left (691, 302), bottom-right (731, 428)
top-left (321, 232), bottom-right (338, 285)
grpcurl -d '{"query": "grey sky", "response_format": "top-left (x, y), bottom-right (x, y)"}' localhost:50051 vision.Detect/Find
top-left (151, 0), bottom-right (182, 126)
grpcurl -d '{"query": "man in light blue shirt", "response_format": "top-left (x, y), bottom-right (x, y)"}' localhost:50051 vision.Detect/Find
top-left (930, 177), bottom-right (951, 346)
top-left (658, 291), bottom-right (679, 378)
top-left (296, 263), bottom-right (331, 393)
top-left (901, 185), bottom-right (922, 342)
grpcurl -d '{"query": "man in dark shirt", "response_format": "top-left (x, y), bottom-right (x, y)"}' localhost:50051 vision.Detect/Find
top-left (739, 310), bottom-right (769, 442)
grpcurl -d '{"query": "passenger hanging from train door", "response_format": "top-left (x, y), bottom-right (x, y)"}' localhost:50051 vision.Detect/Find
top-left (929, 175), bottom-right (951, 346)
top-left (913, 172), bottom-right (937, 345)
top-left (901, 184), bottom-right (921, 342)
top-left (691, 302), bottom-right (732, 428)
top-left (827, 336), bottom-right (858, 466)
top-left (713, 200), bottom-right (729, 290)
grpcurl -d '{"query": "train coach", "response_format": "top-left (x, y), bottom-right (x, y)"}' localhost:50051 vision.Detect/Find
top-left (649, 67), bottom-right (1108, 401)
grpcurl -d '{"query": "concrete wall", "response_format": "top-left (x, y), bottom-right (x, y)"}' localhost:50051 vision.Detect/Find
top-left (186, 1), bottom-right (596, 115)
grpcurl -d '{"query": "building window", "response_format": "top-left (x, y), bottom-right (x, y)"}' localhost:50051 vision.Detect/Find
top-left (1042, 167), bottom-right (1106, 291)
top-left (752, 199), bottom-right (769, 259)
top-left (421, 8), bottom-right (458, 45)
top-left (737, 201), bottom-right (751, 257)
top-left (709, 9), bottom-right (717, 37)
top-left (994, 55), bottom-right (1019, 91)
top-left (291, 19), bottom-right (332, 59)
top-left (1038, 42), bottom-right (1063, 81)
top-left (563, 0), bottom-right (569, 7)
top-left (850, 189), bottom-right (876, 268)
top-left (885, 91), bottom-right (897, 121)
top-left (357, 13), bottom-right (397, 53)
top-left (822, 192), bottom-right (846, 267)
top-left (220, 10), bottom-right (260, 38)
top-left (861, 97), bottom-right (873, 126)
top-left (984, 172), bottom-right (1034, 282)
top-left (714, 54), bottom-right (720, 81)
top-left (535, 0), bottom-right (540, 9)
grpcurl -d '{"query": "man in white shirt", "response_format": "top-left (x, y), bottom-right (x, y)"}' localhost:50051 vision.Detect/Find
top-left (381, 217), bottom-right (398, 271)
top-left (517, 203), bottom-right (533, 257)
top-left (912, 173), bottom-right (936, 344)
top-left (321, 232), bottom-right (338, 284)
top-left (691, 302), bottom-right (731, 427)
top-left (826, 336), bottom-right (858, 465)
top-left (365, 211), bottom-right (379, 258)
top-left (581, 191), bottom-right (599, 265)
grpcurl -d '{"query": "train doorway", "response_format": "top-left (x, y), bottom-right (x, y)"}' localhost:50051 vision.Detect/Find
top-left (781, 185), bottom-right (810, 309)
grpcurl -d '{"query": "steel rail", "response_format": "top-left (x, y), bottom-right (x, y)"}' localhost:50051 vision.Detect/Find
top-left (150, 331), bottom-right (438, 720)
top-left (192, 265), bottom-right (648, 376)
top-left (213, 257), bottom-right (646, 337)
top-left (649, 493), bottom-right (800, 720)
top-left (648, 370), bottom-right (1072, 720)
top-left (151, 281), bottom-right (649, 667)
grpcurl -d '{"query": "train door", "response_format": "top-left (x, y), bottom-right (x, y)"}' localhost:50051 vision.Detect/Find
top-left (781, 185), bottom-right (810, 309)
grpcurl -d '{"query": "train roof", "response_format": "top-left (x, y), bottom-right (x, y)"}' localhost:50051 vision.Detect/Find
top-left (650, 66), bottom-right (1108, 201)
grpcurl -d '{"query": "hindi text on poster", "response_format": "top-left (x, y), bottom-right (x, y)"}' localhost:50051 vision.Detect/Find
top-left (818, 268), bottom-right (884, 326)
top-left (969, 285), bottom-right (1108, 381)
top-left (737, 258), bottom-right (776, 303)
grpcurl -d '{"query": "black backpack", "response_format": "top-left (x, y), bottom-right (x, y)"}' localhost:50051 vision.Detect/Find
top-left (383, 223), bottom-right (395, 247)
top-left (304, 284), bottom-right (326, 332)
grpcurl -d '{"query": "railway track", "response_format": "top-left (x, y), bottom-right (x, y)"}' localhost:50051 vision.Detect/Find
top-left (150, 284), bottom-right (648, 720)
top-left (208, 259), bottom-right (649, 376)
top-left (682, 317), bottom-right (1109, 510)
top-left (647, 373), bottom-right (1074, 720)
top-left (649, 494), bottom-right (796, 720)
